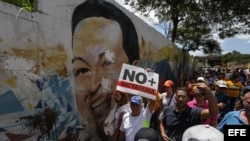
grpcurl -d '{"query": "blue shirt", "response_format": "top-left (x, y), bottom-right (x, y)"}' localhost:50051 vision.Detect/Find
top-left (217, 109), bottom-right (247, 132)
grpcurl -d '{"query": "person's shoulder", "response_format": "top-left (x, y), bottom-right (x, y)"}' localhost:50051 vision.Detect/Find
top-left (123, 111), bottom-right (130, 118)
top-left (161, 92), bottom-right (167, 96)
top-left (187, 100), bottom-right (195, 107)
top-left (224, 110), bottom-right (240, 117)
top-left (163, 105), bottom-right (175, 112)
top-left (189, 106), bottom-right (203, 113)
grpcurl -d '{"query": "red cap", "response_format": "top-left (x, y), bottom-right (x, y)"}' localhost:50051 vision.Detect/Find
top-left (163, 80), bottom-right (174, 87)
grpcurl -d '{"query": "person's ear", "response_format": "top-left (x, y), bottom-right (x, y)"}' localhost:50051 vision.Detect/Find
top-left (132, 60), bottom-right (140, 66)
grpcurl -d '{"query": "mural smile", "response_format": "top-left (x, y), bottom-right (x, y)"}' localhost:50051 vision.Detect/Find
top-left (91, 95), bottom-right (108, 116)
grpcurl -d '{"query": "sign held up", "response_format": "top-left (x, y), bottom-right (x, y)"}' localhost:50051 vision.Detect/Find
top-left (116, 63), bottom-right (159, 100)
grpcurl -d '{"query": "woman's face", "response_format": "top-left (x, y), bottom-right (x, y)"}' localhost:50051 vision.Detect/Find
top-left (114, 91), bottom-right (122, 103)
top-left (72, 17), bottom-right (129, 132)
top-left (193, 92), bottom-right (205, 103)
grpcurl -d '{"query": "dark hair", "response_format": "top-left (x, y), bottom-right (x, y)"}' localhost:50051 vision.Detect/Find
top-left (134, 127), bottom-right (160, 141)
top-left (176, 87), bottom-right (189, 95)
top-left (71, 0), bottom-right (139, 64)
top-left (242, 88), bottom-right (250, 96)
top-left (230, 73), bottom-right (240, 80)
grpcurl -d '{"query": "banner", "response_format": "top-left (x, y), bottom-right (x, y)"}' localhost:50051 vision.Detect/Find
top-left (116, 63), bottom-right (159, 100)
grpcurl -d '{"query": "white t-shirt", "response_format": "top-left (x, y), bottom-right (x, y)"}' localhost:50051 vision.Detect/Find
top-left (119, 105), bottom-right (152, 141)
top-left (161, 92), bottom-right (176, 108)
top-left (114, 103), bottom-right (130, 128)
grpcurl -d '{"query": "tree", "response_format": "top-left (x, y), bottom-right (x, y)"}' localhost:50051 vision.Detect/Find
top-left (124, 0), bottom-right (250, 54)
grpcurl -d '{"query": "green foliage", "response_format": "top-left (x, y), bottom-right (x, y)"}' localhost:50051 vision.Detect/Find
top-left (2, 0), bottom-right (34, 12)
top-left (222, 51), bottom-right (250, 65)
top-left (124, 0), bottom-right (250, 55)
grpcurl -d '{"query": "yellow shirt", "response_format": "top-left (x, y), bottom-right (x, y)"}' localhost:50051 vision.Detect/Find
top-left (226, 80), bottom-right (243, 97)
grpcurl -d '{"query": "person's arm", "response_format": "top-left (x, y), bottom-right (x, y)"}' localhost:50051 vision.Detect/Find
top-left (147, 98), bottom-right (156, 114)
top-left (117, 130), bottom-right (125, 141)
top-left (113, 112), bottom-right (126, 141)
top-left (198, 83), bottom-right (219, 120)
top-left (159, 121), bottom-right (168, 141)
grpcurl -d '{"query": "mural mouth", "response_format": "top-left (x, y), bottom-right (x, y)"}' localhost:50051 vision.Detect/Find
top-left (91, 96), bottom-right (107, 111)
top-left (90, 95), bottom-right (109, 118)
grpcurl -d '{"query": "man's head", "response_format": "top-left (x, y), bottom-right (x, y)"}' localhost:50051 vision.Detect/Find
top-left (130, 95), bottom-right (143, 116)
top-left (215, 80), bottom-right (227, 94)
top-left (243, 92), bottom-right (250, 115)
top-left (175, 87), bottom-right (190, 108)
top-left (72, 0), bottom-right (139, 64)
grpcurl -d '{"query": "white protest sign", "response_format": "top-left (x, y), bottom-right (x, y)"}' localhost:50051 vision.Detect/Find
top-left (116, 63), bottom-right (159, 100)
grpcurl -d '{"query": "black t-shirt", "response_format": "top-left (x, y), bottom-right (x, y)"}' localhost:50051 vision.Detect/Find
top-left (161, 105), bottom-right (202, 141)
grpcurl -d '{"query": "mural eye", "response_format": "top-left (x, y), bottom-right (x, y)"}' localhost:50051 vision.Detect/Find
top-left (102, 50), bottom-right (116, 67)
top-left (75, 68), bottom-right (91, 77)
top-left (102, 60), bottom-right (113, 67)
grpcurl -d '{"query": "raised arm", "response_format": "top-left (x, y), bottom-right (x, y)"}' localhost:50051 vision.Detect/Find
top-left (198, 83), bottom-right (219, 120)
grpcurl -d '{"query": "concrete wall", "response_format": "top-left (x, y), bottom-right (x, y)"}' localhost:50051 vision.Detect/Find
top-left (0, 0), bottom-right (194, 140)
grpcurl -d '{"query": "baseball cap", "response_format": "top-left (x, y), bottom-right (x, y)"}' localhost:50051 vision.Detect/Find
top-left (163, 80), bottom-right (174, 87)
top-left (197, 77), bottom-right (204, 82)
top-left (215, 80), bottom-right (227, 88)
top-left (131, 95), bottom-right (142, 105)
top-left (134, 127), bottom-right (160, 141)
top-left (182, 124), bottom-right (223, 141)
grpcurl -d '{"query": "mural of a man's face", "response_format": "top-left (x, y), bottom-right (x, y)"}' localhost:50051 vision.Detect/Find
top-left (72, 17), bottom-right (129, 134)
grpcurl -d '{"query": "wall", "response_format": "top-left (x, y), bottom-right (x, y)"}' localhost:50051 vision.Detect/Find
top-left (0, 0), bottom-right (195, 140)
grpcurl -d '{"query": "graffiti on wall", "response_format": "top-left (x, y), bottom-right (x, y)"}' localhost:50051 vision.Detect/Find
top-left (0, 0), bottom-right (194, 140)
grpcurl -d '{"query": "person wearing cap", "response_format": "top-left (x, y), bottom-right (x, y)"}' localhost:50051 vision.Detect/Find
top-left (197, 76), bottom-right (209, 86)
top-left (196, 77), bottom-right (205, 83)
top-left (225, 73), bottom-right (244, 111)
top-left (217, 91), bottom-right (250, 132)
top-left (159, 83), bottom-right (219, 141)
top-left (118, 95), bottom-right (155, 141)
top-left (182, 124), bottom-right (223, 141)
top-left (214, 80), bottom-right (230, 123)
top-left (161, 80), bottom-right (176, 109)
top-left (187, 86), bottom-right (218, 127)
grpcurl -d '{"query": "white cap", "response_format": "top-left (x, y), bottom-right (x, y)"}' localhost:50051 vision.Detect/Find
top-left (216, 80), bottom-right (227, 88)
top-left (182, 125), bottom-right (223, 141)
top-left (197, 77), bottom-right (204, 82)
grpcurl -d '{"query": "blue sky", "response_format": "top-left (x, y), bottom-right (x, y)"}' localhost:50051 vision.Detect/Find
top-left (188, 34), bottom-right (250, 56)
top-left (116, 0), bottom-right (250, 56)
top-left (153, 24), bottom-right (250, 56)
top-left (182, 36), bottom-right (250, 56)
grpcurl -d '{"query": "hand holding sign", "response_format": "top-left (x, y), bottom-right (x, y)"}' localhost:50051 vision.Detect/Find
top-left (116, 63), bottom-right (159, 100)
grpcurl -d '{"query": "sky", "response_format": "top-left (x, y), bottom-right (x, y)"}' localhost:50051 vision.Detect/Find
top-left (115, 0), bottom-right (250, 56)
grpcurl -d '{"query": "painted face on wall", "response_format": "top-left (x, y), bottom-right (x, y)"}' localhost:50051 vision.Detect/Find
top-left (72, 17), bottom-right (129, 136)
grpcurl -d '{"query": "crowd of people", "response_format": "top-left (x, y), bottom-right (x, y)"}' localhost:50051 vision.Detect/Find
top-left (112, 66), bottom-right (250, 141)
top-left (69, 1), bottom-right (250, 141)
